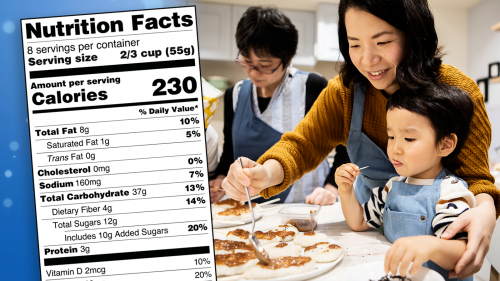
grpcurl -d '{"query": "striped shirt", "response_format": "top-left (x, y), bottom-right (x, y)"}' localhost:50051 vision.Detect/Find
top-left (362, 175), bottom-right (475, 240)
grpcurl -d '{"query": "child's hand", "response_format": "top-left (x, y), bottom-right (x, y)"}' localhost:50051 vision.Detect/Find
top-left (384, 236), bottom-right (437, 277)
top-left (334, 163), bottom-right (360, 193)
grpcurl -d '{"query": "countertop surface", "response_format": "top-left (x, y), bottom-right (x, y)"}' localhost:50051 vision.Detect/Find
top-left (214, 203), bottom-right (392, 280)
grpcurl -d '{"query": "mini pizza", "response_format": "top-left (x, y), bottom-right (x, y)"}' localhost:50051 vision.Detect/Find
top-left (225, 229), bottom-right (251, 244)
top-left (293, 231), bottom-right (328, 247)
top-left (304, 242), bottom-right (343, 262)
top-left (213, 203), bottom-right (260, 221)
top-left (216, 252), bottom-right (259, 276)
top-left (254, 230), bottom-right (281, 245)
top-left (270, 224), bottom-right (299, 242)
top-left (244, 256), bottom-right (315, 279)
top-left (263, 242), bottom-right (302, 259)
top-left (214, 239), bottom-right (252, 254)
top-left (211, 198), bottom-right (244, 214)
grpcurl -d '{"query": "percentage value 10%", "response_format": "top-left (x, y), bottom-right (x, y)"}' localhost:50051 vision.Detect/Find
top-left (194, 258), bottom-right (211, 265)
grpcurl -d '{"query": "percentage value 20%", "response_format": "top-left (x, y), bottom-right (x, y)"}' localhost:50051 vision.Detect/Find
top-left (187, 223), bottom-right (208, 231)
top-left (195, 271), bottom-right (212, 278)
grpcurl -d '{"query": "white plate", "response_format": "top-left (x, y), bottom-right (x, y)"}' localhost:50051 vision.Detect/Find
top-left (342, 261), bottom-right (445, 281)
top-left (213, 213), bottom-right (263, 228)
top-left (217, 238), bottom-right (344, 281)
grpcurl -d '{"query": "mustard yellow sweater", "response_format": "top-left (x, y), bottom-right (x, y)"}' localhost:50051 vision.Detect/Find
top-left (257, 64), bottom-right (500, 217)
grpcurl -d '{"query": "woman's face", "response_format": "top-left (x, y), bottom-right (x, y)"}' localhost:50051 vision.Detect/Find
top-left (240, 49), bottom-right (286, 89)
top-left (345, 8), bottom-right (406, 94)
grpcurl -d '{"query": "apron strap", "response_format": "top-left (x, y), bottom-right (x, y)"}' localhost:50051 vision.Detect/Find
top-left (350, 83), bottom-right (367, 132)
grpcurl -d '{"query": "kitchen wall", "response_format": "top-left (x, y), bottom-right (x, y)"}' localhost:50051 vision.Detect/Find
top-left (467, 0), bottom-right (500, 163)
top-left (199, 1), bottom-right (476, 153)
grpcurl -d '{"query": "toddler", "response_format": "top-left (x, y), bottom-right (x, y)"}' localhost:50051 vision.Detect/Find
top-left (336, 83), bottom-right (476, 281)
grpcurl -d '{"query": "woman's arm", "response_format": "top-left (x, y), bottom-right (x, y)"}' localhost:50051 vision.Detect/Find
top-left (256, 76), bottom-right (348, 198)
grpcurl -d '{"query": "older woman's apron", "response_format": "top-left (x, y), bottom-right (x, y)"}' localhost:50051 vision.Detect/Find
top-left (232, 75), bottom-right (329, 204)
top-left (346, 83), bottom-right (470, 281)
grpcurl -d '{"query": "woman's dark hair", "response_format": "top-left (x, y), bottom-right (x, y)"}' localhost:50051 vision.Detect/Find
top-left (236, 6), bottom-right (298, 68)
top-left (338, 0), bottom-right (444, 92)
top-left (386, 83), bottom-right (474, 164)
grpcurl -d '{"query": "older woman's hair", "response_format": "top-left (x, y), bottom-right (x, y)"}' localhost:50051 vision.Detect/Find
top-left (386, 84), bottom-right (474, 165)
top-left (236, 6), bottom-right (298, 68)
top-left (338, 0), bottom-right (444, 92)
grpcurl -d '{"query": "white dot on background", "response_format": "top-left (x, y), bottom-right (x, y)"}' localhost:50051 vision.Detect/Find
top-left (3, 21), bottom-right (15, 33)
top-left (10, 141), bottom-right (19, 151)
top-left (25, 118), bottom-right (28, 123)
top-left (5, 170), bottom-right (12, 178)
top-left (4, 198), bottom-right (13, 208)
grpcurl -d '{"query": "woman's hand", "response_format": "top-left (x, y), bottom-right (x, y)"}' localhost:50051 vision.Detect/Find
top-left (335, 163), bottom-right (360, 193)
top-left (221, 157), bottom-right (281, 201)
top-left (305, 183), bottom-right (338, 205)
top-left (209, 175), bottom-right (226, 203)
top-left (441, 193), bottom-right (496, 279)
top-left (385, 236), bottom-right (437, 277)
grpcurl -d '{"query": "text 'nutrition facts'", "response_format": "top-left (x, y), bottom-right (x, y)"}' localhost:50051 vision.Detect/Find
top-left (21, 6), bottom-right (215, 281)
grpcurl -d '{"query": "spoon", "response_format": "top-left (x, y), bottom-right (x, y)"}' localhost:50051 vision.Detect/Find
top-left (238, 157), bottom-right (270, 265)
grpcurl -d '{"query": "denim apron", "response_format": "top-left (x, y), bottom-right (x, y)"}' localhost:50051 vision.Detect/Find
top-left (385, 169), bottom-right (471, 281)
top-left (232, 78), bottom-right (328, 204)
top-left (346, 83), bottom-right (399, 205)
top-left (345, 83), bottom-right (470, 280)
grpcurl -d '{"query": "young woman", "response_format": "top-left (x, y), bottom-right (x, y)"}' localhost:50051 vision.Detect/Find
top-left (221, 0), bottom-right (499, 278)
top-left (210, 6), bottom-right (341, 205)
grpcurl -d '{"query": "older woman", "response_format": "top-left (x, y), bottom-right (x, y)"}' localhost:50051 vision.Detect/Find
top-left (222, 0), bottom-right (500, 279)
top-left (210, 6), bottom-right (343, 205)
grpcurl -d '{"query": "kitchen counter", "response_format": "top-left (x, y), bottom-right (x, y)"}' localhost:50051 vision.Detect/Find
top-left (214, 203), bottom-right (392, 280)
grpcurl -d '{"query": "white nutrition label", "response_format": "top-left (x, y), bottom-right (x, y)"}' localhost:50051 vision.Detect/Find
top-left (21, 7), bottom-right (216, 281)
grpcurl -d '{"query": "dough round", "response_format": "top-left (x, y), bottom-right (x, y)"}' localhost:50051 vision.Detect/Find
top-left (216, 252), bottom-right (259, 276)
top-left (304, 242), bottom-right (343, 262)
top-left (293, 231), bottom-right (328, 247)
top-left (244, 256), bottom-right (315, 279)
top-left (263, 242), bottom-right (302, 259)
top-left (270, 224), bottom-right (299, 242)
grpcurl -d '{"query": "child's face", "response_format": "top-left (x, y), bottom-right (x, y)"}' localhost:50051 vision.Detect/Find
top-left (386, 108), bottom-right (443, 179)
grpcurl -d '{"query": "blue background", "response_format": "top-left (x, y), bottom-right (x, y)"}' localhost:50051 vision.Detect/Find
top-left (0, 1), bottom-right (184, 280)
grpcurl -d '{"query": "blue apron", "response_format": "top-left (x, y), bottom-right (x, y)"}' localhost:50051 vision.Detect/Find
top-left (385, 169), bottom-right (471, 281)
top-left (232, 78), bottom-right (328, 204)
top-left (346, 83), bottom-right (399, 205)
top-left (346, 83), bottom-right (470, 281)
top-left (232, 80), bottom-right (292, 203)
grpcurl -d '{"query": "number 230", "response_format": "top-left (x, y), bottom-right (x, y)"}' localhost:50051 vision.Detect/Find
top-left (152, 77), bottom-right (197, 96)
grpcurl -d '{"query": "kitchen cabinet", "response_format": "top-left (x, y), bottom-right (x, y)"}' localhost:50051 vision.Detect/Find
top-left (316, 3), bottom-right (344, 62)
top-left (189, 2), bottom-right (232, 61)
top-left (231, 5), bottom-right (316, 66)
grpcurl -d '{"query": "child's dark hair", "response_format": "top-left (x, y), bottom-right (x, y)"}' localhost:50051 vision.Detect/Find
top-left (386, 83), bottom-right (474, 164)
top-left (235, 6), bottom-right (298, 68)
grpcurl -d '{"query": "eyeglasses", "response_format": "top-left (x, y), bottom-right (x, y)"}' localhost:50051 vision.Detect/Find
top-left (235, 52), bottom-right (282, 74)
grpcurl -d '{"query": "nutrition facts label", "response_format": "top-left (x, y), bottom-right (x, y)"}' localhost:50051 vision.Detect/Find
top-left (21, 7), bottom-right (215, 281)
